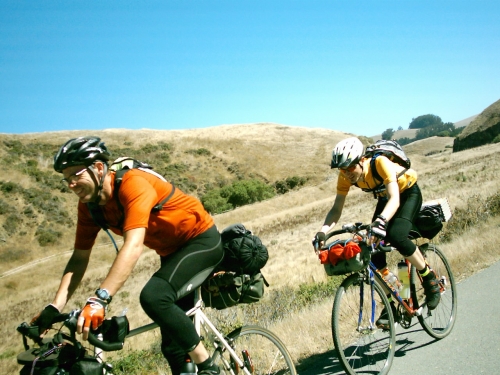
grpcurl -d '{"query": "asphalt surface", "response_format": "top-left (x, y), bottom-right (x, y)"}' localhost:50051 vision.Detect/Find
top-left (296, 260), bottom-right (500, 375)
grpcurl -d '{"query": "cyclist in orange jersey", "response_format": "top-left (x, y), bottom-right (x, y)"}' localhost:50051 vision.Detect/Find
top-left (31, 136), bottom-right (223, 375)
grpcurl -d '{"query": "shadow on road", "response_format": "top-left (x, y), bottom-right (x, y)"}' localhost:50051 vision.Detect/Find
top-left (295, 323), bottom-right (438, 375)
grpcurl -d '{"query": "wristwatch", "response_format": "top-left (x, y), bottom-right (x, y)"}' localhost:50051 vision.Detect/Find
top-left (95, 288), bottom-right (112, 303)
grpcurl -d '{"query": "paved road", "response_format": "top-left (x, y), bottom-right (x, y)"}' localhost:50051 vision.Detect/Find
top-left (296, 260), bottom-right (500, 375)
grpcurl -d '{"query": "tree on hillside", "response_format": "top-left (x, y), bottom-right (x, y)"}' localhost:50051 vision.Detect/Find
top-left (409, 114), bottom-right (443, 129)
top-left (381, 128), bottom-right (394, 140)
top-left (415, 122), bottom-right (457, 140)
top-left (396, 137), bottom-right (413, 146)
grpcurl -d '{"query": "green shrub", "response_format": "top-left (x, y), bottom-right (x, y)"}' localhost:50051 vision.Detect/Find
top-left (201, 179), bottom-right (276, 214)
top-left (0, 199), bottom-right (14, 215)
top-left (35, 226), bottom-right (62, 246)
top-left (186, 148), bottom-right (211, 156)
top-left (2, 213), bottom-right (23, 234)
top-left (22, 205), bottom-right (36, 218)
top-left (0, 181), bottom-right (21, 194)
top-left (227, 179), bottom-right (275, 207)
top-left (275, 176), bottom-right (307, 194)
top-left (201, 190), bottom-right (233, 214)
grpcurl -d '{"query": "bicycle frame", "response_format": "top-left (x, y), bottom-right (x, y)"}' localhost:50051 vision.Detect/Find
top-left (369, 258), bottom-right (424, 319)
top-left (114, 287), bottom-right (254, 375)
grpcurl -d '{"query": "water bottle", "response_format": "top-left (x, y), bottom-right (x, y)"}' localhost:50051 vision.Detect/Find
top-left (398, 260), bottom-right (410, 299)
top-left (380, 267), bottom-right (400, 292)
top-left (180, 358), bottom-right (196, 375)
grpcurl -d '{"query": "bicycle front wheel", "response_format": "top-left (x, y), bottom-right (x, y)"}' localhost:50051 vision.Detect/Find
top-left (212, 325), bottom-right (297, 375)
top-left (410, 243), bottom-right (457, 339)
top-left (332, 272), bottom-right (396, 375)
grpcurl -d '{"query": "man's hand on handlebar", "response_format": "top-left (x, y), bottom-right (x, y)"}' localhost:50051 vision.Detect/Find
top-left (30, 304), bottom-right (61, 337)
top-left (77, 297), bottom-right (108, 340)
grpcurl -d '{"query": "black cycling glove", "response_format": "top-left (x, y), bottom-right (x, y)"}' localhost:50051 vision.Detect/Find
top-left (371, 219), bottom-right (386, 240)
top-left (313, 232), bottom-right (326, 247)
top-left (31, 304), bottom-right (60, 335)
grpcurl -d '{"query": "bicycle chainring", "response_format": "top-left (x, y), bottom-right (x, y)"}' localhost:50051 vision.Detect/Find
top-left (397, 304), bottom-right (412, 329)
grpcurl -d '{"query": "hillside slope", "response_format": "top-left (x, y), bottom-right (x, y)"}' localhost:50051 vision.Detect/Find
top-left (2, 125), bottom-right (500, 375)
top-left (453, 99), bottom-right (500, 152)
top-left (0, 123), bottom-right (371, 270)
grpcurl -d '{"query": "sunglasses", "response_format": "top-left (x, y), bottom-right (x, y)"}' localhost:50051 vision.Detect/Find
top-left (339, 164), bottom-right (357, 173)
top-left (61, 167), bottom-right (88, 185)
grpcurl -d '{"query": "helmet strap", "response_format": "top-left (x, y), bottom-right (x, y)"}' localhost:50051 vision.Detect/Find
top-left (87, 163), bottom-right (108, 204)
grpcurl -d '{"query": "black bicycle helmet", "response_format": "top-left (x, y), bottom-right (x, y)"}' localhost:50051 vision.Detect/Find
top-left (54, 136), bottom-right (110, 173)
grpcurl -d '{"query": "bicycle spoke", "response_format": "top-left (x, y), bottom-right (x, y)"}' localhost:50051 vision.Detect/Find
top-left (411, 244), bottom-right (457, 339)
top-left (332, 274), bottom-right (396, 375)
top-left (211, 326), bottom-right (296, 375)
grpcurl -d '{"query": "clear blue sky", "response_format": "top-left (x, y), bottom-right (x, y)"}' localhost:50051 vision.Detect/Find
top-left (1, 1), bottom-right (499, 136)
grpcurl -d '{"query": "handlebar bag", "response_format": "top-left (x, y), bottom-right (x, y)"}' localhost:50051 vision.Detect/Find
top-left (18, 333), bottom-right (84, 372)
top-left (323, 241), bottom-right (371, 276)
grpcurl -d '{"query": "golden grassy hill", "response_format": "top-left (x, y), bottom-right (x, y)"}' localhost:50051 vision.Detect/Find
top-left (1, 124), bottom-right (500, 375)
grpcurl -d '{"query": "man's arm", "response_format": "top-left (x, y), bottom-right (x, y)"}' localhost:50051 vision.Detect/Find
top-left (51, 248), bottom-right (92, 311)
top-left (77, 227), bottom-right (145, 340)
top-left (98, 227), bottom-right (146, 296)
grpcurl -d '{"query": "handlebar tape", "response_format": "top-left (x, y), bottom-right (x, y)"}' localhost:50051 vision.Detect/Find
top-left (87, 331), bottom-right (124, 351)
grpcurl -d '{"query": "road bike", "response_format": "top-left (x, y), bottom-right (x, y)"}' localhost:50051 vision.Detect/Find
top-left (319, 222), bottom-right (457, 375)
top-left (17, 285), bottom-right (297, 375)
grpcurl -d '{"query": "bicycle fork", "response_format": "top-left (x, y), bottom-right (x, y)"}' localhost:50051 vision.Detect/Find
top-left (357, 270), bottom-right (377, 333)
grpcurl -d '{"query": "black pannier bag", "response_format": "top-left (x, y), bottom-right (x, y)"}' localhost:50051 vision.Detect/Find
top-left (415, 205), bottom-right (443, 239)
top-left (414, 198), bottom-right (452, 239)
top-left (218, 223), bottom-right (269, 274)
top-left (69, 358), bottom-right (104, 375)
top-left (202, 224), bottom-right (270, 309)
top-left (201, 271), bottom-right (269, 310)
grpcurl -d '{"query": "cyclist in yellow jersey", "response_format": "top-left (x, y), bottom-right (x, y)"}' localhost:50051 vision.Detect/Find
top-left (313, 137), bottom-right (440, 326)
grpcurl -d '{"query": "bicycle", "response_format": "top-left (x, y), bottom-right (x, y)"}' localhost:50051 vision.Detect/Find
top-left (17, 285), bottom-right (297, 375)
top-left (317, 221), bottom-right (457, 375)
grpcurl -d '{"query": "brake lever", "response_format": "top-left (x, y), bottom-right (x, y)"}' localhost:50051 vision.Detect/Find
top-left (313, 241), bottom-right (320, 255)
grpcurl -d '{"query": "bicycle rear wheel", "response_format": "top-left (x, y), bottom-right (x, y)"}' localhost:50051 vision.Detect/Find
top-left (331, 272), bottom-right (396, 375)
top-left (211, 325), bottom-right (297, 375)
top-left (410, 243), bottom-right (457, 339)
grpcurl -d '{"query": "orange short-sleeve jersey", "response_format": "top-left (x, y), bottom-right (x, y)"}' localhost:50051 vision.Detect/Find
top-left (74, 170), bottom-right (214, 256)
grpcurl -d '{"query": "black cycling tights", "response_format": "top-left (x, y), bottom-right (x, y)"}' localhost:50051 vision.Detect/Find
top-left (140, 225), bottom-right (224, 375)
top-left (371, 183), bottom-right (423, 270)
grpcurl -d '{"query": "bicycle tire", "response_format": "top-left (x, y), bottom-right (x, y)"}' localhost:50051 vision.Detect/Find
top-left (331, 272), bottom-right (396, 375)
top-left (410, 243), bottom-right (457, 339)
top-left (211, 325), bottom-right (297, 375)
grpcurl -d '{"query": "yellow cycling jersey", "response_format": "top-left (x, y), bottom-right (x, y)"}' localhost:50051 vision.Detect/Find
top-left (337, 155), bottom-right (417, 199)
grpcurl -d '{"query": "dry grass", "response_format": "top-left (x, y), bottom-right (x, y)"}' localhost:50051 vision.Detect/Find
top-left (1, 126), bottom-right (500, 374)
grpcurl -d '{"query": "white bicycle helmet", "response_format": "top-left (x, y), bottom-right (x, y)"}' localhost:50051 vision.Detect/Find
top-left (330, 137), bottom-right (364, 169)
